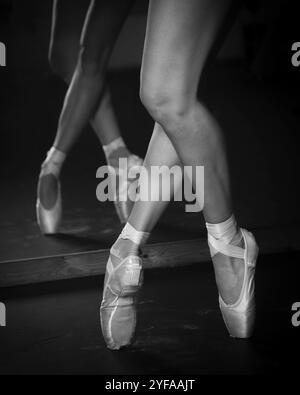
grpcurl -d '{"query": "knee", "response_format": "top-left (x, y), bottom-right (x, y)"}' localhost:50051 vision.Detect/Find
top-left (140, 85), bottom-right (191, 137)
top-left (140, 84), bottom-right (221, 146)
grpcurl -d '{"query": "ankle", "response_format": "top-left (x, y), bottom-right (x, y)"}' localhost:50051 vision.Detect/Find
top-left (206, 214), bottom-right (244, 257)
top-left (103, 137), bottom-right (130, 165)
top-left (107, 147), bottom-right (131, 168)
top-left (206, 214), bottom-right (236, 238)
top-left (41, 147), bottom-right (66, 177)
top-left (111, 222), bottom-right (150, 260)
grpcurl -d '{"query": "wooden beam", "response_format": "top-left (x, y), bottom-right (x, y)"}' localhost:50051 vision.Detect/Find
top-left (0, 224), bottom-right (299, 288)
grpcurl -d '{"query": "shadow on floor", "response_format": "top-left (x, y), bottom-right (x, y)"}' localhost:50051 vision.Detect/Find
top-left (0, 250), bottom-right (299, 375)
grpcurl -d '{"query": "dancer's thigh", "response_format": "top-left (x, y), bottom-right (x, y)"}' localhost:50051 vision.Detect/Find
top-left (141, 0), bottom-right (233, 104)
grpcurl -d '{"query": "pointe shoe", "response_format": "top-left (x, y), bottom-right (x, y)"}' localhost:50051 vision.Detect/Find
top-left (114, 154), bottom-right (143, 224)
top-left (36, 166), bottom-right (62, 235)
top-left (100, 246), bottom-right (143, 350)
top-left (208, 228), bottom-right (259, 338)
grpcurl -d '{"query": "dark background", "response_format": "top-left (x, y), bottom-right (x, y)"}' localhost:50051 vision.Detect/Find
top-left (1, 0), bottom-right (300, 261)
top-left (1, 0), bottom-right (299, 172)
top-left (0, 0), bottom-right (300, 377)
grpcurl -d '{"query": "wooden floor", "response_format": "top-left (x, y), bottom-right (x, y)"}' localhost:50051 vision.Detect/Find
top-left (0, 250), bottom-right (299, 375)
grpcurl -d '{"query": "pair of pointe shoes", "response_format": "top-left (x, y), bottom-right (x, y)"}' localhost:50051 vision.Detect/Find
top-left (100, 228), bottom-right (259, 350)
top-left (36, 154), bottom-right (143, 234)
top-left (36, 153), bottom-right (259, 349)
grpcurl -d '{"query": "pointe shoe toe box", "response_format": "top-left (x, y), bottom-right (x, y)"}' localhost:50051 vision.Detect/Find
top-left (36, 170), bottom-right (62, 235)
top-left (100, 255), bottom-right (143, 350)
top-left (215, 228), bottom-right (259, 339)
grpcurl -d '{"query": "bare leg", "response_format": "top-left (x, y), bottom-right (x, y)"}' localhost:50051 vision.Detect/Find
top-left (37, 0), bottom-right (138, 232)
top-left (49, 0), bottom-right (134, 149)
top-left (51, 0), bottom-right (134, 153)
top-left (110, 122), bottom-right (182, 259)
top-left (100, 0), bottom-right (258, 349)
top-left (141, 0), bottom-right (234, 223)
top-left (110, 0), bottom-right (244, 305)
top-left (139, 0), bottom-right (245, 305)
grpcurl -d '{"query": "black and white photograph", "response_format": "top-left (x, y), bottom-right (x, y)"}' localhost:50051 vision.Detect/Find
top-left (0, 0), bottom-right (299, 380)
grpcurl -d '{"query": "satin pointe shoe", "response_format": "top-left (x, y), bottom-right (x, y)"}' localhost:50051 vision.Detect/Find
top-left (114, 154), bottom-right (143, 224)
top-left (36, 162), bottom-right (62, 235)
top-left (100, 244), bottom-right (143, 350)
top-left (208, 228), bottom-right (259, 338)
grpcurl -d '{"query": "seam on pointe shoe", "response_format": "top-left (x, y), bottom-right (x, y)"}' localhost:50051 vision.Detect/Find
top-left (107, 298), bottom-right (119, 346)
